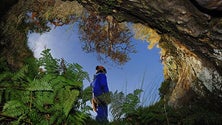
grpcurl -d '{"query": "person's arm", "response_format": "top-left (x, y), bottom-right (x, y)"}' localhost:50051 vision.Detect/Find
top-left (99, 74), bottom-right (109, 93)
top-left (97, 73), bottom-right (111, 104)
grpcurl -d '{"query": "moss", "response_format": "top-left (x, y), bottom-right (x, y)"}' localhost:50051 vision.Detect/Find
top-left (159, 79), bottom-right (172, 99)
top-left (159, 36), bottom-right (178, 57)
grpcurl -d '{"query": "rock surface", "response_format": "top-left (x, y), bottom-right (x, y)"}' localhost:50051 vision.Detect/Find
top-left (1, 0), bottom-right (222, 108)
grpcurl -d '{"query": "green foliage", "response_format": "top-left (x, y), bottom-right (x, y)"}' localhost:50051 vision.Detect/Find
top-left (12, 65), bottom-right (29, 81)
top-left (1, 50), bottom-right (221, 125)
top-left (175, 103), bottom-right (222, 125)
top-left (37, 49), bottom-right (60, 74)
top-left (23, 57), bottom-right (39, 78)
top-left (109, 89), bottom-right (143, 120)
top-left (0, 49), bottom-right (90, 124)
top-left (118, 99), bottom-right (222, 125)
top-left (3, 100), bottom-right (28, 117)
top-left (158, 79), bottom-right (172, 99)
top-left (122, 89), bottom-right (143, 114)
top-left (97, 92), bottom-right (111, 105)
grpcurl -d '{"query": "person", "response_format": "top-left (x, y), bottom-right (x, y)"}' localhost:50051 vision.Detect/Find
top-left (91, 65), bottom-right (110, 123)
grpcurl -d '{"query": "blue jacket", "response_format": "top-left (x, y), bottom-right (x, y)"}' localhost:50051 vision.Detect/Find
top-left (91, 73), bottom-right (109, 97)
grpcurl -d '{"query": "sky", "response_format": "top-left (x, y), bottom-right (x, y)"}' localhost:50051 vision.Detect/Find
top-left (27, 24), bottom-right (164, 111)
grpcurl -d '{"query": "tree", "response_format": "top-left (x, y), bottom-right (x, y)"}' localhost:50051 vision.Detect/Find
top-left (0, 0), bottom-right (135, 66)
top-left (79, 11), bottom-right (135, 64)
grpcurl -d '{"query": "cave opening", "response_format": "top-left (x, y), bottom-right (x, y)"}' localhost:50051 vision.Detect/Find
top-left (1, 0), bottom-right (222, 124)
top-left (27, 23), bottom-right (164, 107)
top-left (27, 22), bottom-right (164, 121)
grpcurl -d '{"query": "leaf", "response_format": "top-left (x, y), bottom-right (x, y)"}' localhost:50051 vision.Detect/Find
top-left (34, 91), bottom-right (54, 112)
top-left (0, 49), bottom-right (88, 124)
top-left (3, 100), bottom-right (27, 117)
top-left (62, 87), bottom-right (80, 117)
top-left (0, 72), bottom-right (12, 82)
top-left (133, 89), bottom-right (143, 96)
top-left (27, 79), bottom-right (53, 91)
top-left (12, 65), bottom-right (29, 81)
top-left (81, 86), bottom-right (92, 103)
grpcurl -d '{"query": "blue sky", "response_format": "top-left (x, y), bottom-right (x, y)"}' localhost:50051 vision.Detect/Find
top-left (28, 24), bottom-right (164, 106)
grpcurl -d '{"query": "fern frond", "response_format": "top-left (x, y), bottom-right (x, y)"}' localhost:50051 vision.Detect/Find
top-left (109, 91), bottom-right (125, 119)
top-left (33, 91), bottom-right (55, 113)
top-left (73, 111), bottom-right (87, 125)
top-left (48, 111), bottom-right (65, 125)
top-left (12, 65), bottom-right (29, 81)
top-left (28, 109), bottom-right (44, 123)
top-left (81, 86), bottom-right (92, 103)
top-left (133, 89), bottom-right (143, 96)
top-left (3, 100), bottom-right (27, 117)
top-left (0, 72), bottom-right (13, 83)
top-left (62, 87), bottom-right (79, 117)
top-left (37, 49), bottom-right (60, 74)
top-left (27, 79), bottom-right (53, 91)
top-left (66, 63), bottom-right (89, 82)
top-left (1, 49), bottom-right (90, 124)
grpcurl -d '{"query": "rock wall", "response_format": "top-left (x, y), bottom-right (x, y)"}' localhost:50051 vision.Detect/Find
top-left (77, 0), bottom-right (222, 108)
top-left (1, 0), bottom-right (222, 108)
top-left (160, 35), bottom-right (222, 108)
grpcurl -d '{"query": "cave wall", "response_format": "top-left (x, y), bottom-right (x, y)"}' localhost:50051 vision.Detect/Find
top-left (0, 0), bottom-right (33, 70)
top-left (78, 0), bottom-right (222, 108)
top-left (160, 34), bottom-right (222, 108)
top-left (1, 0), bottom-right (222, 108)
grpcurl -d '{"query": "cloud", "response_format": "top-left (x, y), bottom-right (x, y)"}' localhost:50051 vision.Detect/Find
top-left (27, 33), bottom-right (51, 58)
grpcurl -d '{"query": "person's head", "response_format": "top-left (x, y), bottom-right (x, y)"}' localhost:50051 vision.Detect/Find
top-left (96, 65), bottom-right (107, 74)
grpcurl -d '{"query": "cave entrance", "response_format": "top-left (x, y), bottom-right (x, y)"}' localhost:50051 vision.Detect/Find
top-left (27, 23), bottom-right (164, 107)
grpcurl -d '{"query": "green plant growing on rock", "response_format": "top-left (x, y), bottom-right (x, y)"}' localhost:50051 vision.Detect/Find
top-left (159, 79), bottom-right (172, 99)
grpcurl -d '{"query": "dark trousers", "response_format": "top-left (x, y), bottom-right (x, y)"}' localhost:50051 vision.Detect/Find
top-left (96, 104), bottom-right (108, 123)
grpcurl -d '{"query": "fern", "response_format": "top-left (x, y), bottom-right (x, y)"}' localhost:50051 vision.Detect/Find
top-left (12, 65), bottom-right (29, 81)
top-left (27, 79), bottom-right (53, 91)
top-left (0, 72), bottom-right (13, 83)
top-left (109, 89), bottom-right (143, 120)
top-left (109, 91), bottom-right (125, 120)
top-left (0, 49), bottom-right (90, 124)
top-left (62, 87), bottom-right (79, 117)
top-left (65, 63), bottom-right (90, 82)
top-left (3, 100), bottom-right (28, 117)
top-left (37, 49), bottom-right (60, 74)
top-left (0, 67), bottom-right (30, 105)
top-left (122, 89), bottom-right (142, 115)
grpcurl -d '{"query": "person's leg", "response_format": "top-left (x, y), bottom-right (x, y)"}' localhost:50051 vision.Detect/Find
top-left (96, 105), bottom-right (108, 123)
